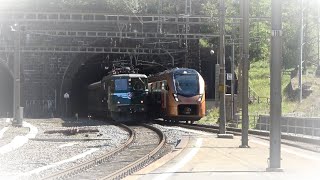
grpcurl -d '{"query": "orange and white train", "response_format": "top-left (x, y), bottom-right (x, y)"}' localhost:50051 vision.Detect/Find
top-left (148, 68), bottom-right (205, 123)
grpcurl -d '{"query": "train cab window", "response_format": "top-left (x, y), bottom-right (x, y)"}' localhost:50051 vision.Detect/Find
top-left (131, 77), bottom-right (147, 91)
top-left (174, 73), bottom-right (199, 96)
top-left (133, 82), bottom-right (143, 90)
top-left (114, 79), bottom-right (128, 92)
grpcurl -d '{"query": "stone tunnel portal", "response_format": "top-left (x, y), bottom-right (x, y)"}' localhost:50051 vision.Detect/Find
top-left (0, 64), bottom-right (13, 118)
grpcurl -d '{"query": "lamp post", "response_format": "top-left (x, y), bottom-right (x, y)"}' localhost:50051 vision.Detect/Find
top-left (210, 50), bottom-right (220, 102)
top-left (12, 24), bottom-right (22, 127)
top-left (299, 0), bottom-right (304, 103)
top-left (218, 0), bottom-right (226, 135)
top-left (216, 0), bottom-right (233, 139)
top-left (240, 0), bottom-right (249, 148)
top-left (268, 0), bottom-right (283, 171)
top-left (230, 38), bottom-right (235, 122)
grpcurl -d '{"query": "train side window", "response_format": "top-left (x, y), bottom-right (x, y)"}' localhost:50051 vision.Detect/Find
top-left (158, 82), bottom-right (162, 92)
top-left (148, 83), bottom-right (152, 92)
top-left (162, 80), bottom-right (167, 90)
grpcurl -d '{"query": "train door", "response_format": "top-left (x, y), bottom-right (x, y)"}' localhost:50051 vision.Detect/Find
top-left (156, 81), bottom-right (162, 105)
top-left (102, 81), bottom-right (108, 109)
top-left (161, 80), bottom-right (167, 110)
top-left (102, 81), bottom-right (110, 117)
top-left (107, 80), bottom-right (114, 111)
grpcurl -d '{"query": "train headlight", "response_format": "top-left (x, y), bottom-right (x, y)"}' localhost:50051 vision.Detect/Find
top-left (198, 94), bottom-right (203, 102)
top-left (173, 93), bottom-right (179, 102)
top-left (141, 100), bottom-right (144, 104)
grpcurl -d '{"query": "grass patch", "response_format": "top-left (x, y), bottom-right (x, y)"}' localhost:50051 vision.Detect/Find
top-left (199, 108), bottom-right (218, 124)
top-left (248, 60), bottom-right (295, 114)
top-left (200, 60), bottom-right (299, 125)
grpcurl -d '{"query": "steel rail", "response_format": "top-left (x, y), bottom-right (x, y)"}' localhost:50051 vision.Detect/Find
top-left (101, 123), bottom-right (166, 180)
top-left (42, 123), bottom-right (135, 180)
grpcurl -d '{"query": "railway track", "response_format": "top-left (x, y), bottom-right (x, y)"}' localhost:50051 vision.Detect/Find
top-left (43, 123), bottom-right (165, 180)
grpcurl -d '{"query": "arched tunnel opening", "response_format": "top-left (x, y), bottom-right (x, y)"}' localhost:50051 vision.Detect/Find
top-left (67, 48), bottom-right (237, 118)
top-left (0, 64), bottom-right (13, 117)
top-left (69, 54), bottom-right (170, 117)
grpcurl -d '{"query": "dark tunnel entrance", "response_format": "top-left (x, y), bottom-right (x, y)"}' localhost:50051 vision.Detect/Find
top-left (70, 54), bottom-right (108, 117)
top-left (68, 50), bottom-right (237, 118)
top-left (0, 64), bottom-right (13, 117)
top-left (69, 54), bottom-right (170, 117)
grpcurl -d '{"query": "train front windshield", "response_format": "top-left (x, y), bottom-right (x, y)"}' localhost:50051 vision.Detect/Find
top-left (130, 78), bottom-right (147, 91)
top-left (114, 79), bottom-right (128, 92)
top-left (114, 78), bottom-right (147, 92)
top-left (174, 74), bottom-right (199, 96)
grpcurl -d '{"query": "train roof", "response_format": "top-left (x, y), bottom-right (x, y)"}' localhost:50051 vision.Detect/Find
top-left (148, 68), bottom-right (199, 81)
top-left (154, 68), bottom-right (198, 75)
top-left (88, 74), bottom-right (147, 88)
top-left (102, 73), bottom-right (147, 80)
top-left (171, 68), bottom-right (198, 74)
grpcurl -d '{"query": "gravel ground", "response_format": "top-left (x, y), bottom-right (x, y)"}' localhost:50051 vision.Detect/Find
top-left (151, 123), bottom-right (199, 145)
top-left (4, 118), bottom-right (317, 179)
top-left (0, 118), bottom-right (129, 179)
top-left (0, 118), bottom-right (204, 180)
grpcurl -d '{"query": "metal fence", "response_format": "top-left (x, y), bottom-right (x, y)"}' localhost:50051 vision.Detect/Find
top-left (231, 114), bottom-right (320, 139)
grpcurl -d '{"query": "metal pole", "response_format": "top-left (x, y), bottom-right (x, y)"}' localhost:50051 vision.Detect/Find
top-left (238, 0), bottom-right (244, 115)
top-left (317, 1), bottom-right (320, 68)
top-left (268, 0), bottom-right (282, 171)
top-left (65, 98), bottom-right (68, 117)
top-left (240, 0), bottom-right (249, 147)
top-left (231, 40), bottom-right (235, 122)
top-left (299, 0), bottom-right (304, 103)
top-left (12, 25), bottom-right (22, 127)
top-left (218, 0), bottom-right (226, 135)
top-left (54, 89), bottom-right (57, 111)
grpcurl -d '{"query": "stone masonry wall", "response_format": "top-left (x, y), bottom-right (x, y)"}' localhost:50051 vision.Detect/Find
top-left (22, 53), bottom-right (71, 118)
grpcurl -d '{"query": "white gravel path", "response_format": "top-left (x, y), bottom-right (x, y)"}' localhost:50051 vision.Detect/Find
top-left (0, 121), bottom-right (38, 155)
top-left (0, 118), bottom-right (130, 179)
